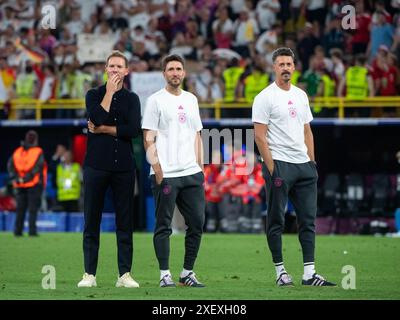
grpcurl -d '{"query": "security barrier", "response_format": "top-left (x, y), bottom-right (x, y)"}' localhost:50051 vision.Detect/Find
top-left (1, 97), bottom-right (400, 120)
top-left (1, 212), bottom-right (116, 232)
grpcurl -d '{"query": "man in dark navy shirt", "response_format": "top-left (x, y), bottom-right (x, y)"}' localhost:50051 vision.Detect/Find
top-left (77, 50), bottom-right (141, 288)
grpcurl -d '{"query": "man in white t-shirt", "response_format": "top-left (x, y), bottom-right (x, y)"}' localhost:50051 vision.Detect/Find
top-left (142, 54), bottom-right (206, 288)
top-left (252, 47), bottom-right (336, 287)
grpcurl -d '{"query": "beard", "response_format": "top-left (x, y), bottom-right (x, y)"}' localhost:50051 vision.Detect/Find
top-left (281, 73), bottom-right (291, 83)
top-left (167, 77), bottom-right (182, 88)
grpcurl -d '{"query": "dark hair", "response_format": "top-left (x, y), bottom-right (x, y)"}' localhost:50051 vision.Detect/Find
top-left (24, 130), bottom-right (38, 146)
top-left (161, 54), bottom-right (185, 71)
top-left (106, 50), bottom-right (128, 68)
top-left (272, 47), bottom-right (296, 64)
top-left (355, 53), bottom-right (366, 65)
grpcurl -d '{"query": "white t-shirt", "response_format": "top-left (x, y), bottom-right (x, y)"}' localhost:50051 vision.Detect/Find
top-left (256, 0), bottom-right (280, 30)
top-left (142, 88), bottom-right (203, 177)
top-left (307, 0), bottom-right (325, 10)
top-left (252, 82), bottom-right (313, 163)
top-left (212, 19), bottom-right (234, 34)
top-left (234, 18), bottom-right (260, 45)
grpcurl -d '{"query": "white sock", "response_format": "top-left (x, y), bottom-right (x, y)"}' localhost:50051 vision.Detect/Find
top-left (303, 262), bottom-right (316, 280)
top-left (160, 270), bottom-right (171, 280)
top-left (180, 268), bottom-right (192, 278)
top-left (274, 262), bottom-right (286, 278)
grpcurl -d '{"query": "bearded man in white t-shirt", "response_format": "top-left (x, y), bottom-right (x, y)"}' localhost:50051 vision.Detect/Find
top-left (142, 54), bottom-right (206, 288)
top-left (252, 47), bottom-right (336, 287)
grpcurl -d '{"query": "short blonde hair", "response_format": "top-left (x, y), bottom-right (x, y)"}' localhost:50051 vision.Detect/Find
top-left (106, 50), bottom-right (128, 68)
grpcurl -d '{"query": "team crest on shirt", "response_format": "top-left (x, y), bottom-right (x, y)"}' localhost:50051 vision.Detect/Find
top-left (288, 107), bottom-right (297, 118)
top-left (178, 112), bottom-right (186, 123)
top-left (178, 105), bottom-right (186, 123)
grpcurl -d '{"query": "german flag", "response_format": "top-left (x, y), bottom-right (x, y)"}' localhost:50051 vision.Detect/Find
top-left (13, 38), bottom-right (45, 64)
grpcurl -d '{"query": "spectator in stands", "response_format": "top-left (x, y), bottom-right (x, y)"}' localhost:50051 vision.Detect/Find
top-left (187, 63), bottom-right (223, 105)
top-left (212, 6), bottom-right (234, 49)
top-left (0, 56), bottom-right (14, 102)
top-left (14, 63), bottom-right (37, 119)
top-left (315, 67), bottom-right (336, 116)
top-left (222, 57), bottom-right (244, 102)
top-left (171, 0), bottom-right (195, 37)
top-left (169, 31), bottom-right (194, 58)
top-left (239, 63), bottom-right (269, 103)
top-left (337, 54), bottom-right (375, 117)
top-left (37, 64), bottom-right (57, 102)
top-left (371, 47), bottom-right (400, 116)
top-left (255, 0), bottom-right (281, 33)
top-left (65, 6), bottom-right (85, 40)
top-left (322, 14), bottom-right (345, 53)
top-left (368, 10), bottom-right (395, 61)
top-left (56, 150), bottom-right (82, 212)
top-left (297, 22), bottom-right (320, 71)
top-left (232, 7), bottom-right (259, 58)
top-left (372, 0), bottom-right (393, 24)
top-left (288, 0), bottom-right (306, 30)
top-left (196, 4), bottom-right (213, 41)
top-left (123, 0), bottom-right (150, 31)
top-left (371, 45), bottom-right (398, 97)
top-left (107, 3), bottom-right (129, 32)
top-left (300, 56), bottom-right (322, 98)
top-left (38, 29), bottom-right (57, 58)
top-left (12, 0), bottom-right (36, 30)
top-left (7, 130), bottom-right (47, 236)
top-left (329, 48), bottom-right (345, 81)
top-left (350, 0), bottom-right (372, 55)
top-left (2, 0), bottom-right (400, 123)
top-left (305, 0), bottom-right (327, 29)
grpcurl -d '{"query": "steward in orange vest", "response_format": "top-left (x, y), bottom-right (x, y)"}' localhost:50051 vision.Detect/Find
top-left (7, 130), bottom-right (47, 236)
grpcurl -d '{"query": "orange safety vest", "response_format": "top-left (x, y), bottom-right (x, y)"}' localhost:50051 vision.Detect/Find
top-left (12, 146), bottom-right (45, 188)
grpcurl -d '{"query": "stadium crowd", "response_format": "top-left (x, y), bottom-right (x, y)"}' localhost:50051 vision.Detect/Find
top-left (1, 0), bottom-right (400, 235)
top-left (1, 0), bottom-right (400, 119)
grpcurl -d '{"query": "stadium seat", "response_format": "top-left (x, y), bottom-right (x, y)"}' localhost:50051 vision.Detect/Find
top-left (370, 174), bottom-right (391, 217)
top-left (319, 173), bottom-right (342, 216)
top-left (0, 172), bottom-right (9, 188)
top-left (331, 173), bottom-right (364, 234)
top-left (343, 173), bottom-right (365, 216)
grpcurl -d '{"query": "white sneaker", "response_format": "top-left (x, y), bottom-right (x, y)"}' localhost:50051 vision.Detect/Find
top-left (77, 273), bottom-right (97, 287)
top-left (116, 272), bottom-right (140, 288)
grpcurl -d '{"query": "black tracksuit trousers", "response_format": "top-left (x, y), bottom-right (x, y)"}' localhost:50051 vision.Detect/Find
top-left (151, 172), bottom-right (205, 271)
top-left (262, 160), bottom-right (318, 264)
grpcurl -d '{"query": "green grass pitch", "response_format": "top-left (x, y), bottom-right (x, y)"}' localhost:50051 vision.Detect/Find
top-left (0, 232), bottom-right (399, 300)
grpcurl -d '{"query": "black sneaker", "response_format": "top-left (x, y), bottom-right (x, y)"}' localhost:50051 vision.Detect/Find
top-left (160, 274), bottom-right (176, 288)
top-left (276, 272), bottom-right (294, 287)
top-left (302, 273), bottom-right (337, 286)
top-left (178, 272), bottom-right (205, 288)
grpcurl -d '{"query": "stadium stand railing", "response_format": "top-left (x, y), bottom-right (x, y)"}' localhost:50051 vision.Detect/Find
top-left (1, 97), bottom-right (400, 120)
